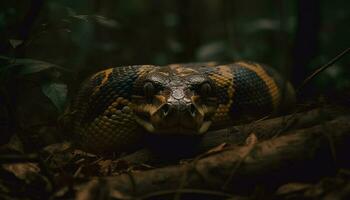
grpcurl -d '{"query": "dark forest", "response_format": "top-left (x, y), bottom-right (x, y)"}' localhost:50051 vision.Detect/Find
top-left (0, 1), bottom-right (349, 199)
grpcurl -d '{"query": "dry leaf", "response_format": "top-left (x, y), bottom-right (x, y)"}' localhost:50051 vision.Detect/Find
top-left (98, 159), bottom-right (112, 175)
top-left (2, 162), bottom-right (40, 180)
top-left (206, 143), bottom-right (228, 154)
top-left (245, 132), bottom-right (258, 146)
top-left (276, 182), bottom-right (312, 195)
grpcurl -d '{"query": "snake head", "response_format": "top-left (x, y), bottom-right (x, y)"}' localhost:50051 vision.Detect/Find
top-left (132, 66), bottom-right (217, 135)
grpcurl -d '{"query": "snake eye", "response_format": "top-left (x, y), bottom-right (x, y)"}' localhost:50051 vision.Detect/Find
top-left (144, 82), bottom-right (155, 99)
top-left (199, 82), bottom-right (212, 97)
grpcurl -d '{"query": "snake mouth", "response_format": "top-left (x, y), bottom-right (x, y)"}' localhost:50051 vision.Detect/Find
top-left (133, 102), bottom-right (214, 135)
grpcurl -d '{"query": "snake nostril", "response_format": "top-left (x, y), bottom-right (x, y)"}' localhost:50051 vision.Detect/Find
top-left (189, 104), bottom-right (196, 117)
top-left (162, 104), bottom-right (170, 116)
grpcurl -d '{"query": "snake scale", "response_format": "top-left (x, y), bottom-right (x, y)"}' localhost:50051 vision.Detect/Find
top-left (66, 61), bottom-right (295, 154)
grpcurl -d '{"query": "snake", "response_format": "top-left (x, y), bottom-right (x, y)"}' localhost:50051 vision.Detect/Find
top-left (65, 61), bottom-right (295, 154)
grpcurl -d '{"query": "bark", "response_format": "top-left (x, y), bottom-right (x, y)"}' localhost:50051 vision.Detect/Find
top-left (78, 114), bottom-right (350, 199)
top-left (120, 106), bottom-right (348, 165)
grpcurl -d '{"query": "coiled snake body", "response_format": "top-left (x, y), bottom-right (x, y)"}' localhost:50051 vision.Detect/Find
top-left (67, 61), bottom-right (295, 153)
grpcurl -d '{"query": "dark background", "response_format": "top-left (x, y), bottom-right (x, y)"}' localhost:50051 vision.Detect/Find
top-left (1, 0), bottom-right (349, 86)
top-left (0, 0), bottom-right (349, 148)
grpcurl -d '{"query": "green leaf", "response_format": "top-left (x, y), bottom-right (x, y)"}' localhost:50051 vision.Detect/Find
top-left (13, 59), bottom-right (60, 76)
top-left (0, 57), bottom-right (62, 77)
top-left (70, 14), bottom-right (119, 28)
top-left (0, 57), bottom-right (68, 84)
top-left (9, 39), bottom-right (23, 48)
top-left (41, 82), bottom-right (67, 113)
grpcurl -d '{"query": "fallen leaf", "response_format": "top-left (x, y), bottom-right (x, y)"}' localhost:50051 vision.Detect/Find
top-left (206, 143), bottom-right (228, 154)
top-left (2, 162), bottom-right (40, 180)
top-left (98, 159), bottom-right (112, 175)
top-left (276, 182), bottom-right (313, 195)
top-left (9, 39), bottom-right (23, 48)
top-left (43, 142), bottom-right (72, 154)
top-left (245, 132), bottom-right (258, 146)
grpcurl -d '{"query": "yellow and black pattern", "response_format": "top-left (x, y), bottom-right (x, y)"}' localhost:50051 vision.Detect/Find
top-left (70, 65), bottom-right (157, 152)
top-left (67, 61), bottom-right (295, 153)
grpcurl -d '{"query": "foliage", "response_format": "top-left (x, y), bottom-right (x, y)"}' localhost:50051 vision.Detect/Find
top-left (0, 56), bottom-right (67, 111)
top-left (0, 0), bottom-right (348, 86)
top-left (0, 56), bottom-right (67, 149)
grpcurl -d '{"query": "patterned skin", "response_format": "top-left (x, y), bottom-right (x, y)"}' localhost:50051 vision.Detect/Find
top-left (66, 61), bottom-right (295, 153)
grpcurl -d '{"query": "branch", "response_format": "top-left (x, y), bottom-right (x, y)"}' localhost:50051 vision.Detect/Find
top-left (297, 47), bottom-right (350, 93)
top-left (119, 106), bottom-right (347, 165)
top-left (77, 115), bottom-right (350, 198)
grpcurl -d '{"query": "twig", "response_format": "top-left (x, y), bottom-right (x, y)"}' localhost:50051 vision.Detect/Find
top-left (136, 188), bottom-right (234, 200)
top-left (297, 47), bottom-right (350, 94)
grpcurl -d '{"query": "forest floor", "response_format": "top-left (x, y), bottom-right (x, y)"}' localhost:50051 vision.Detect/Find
top-left (0, 103), bottom-right (350, 200)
